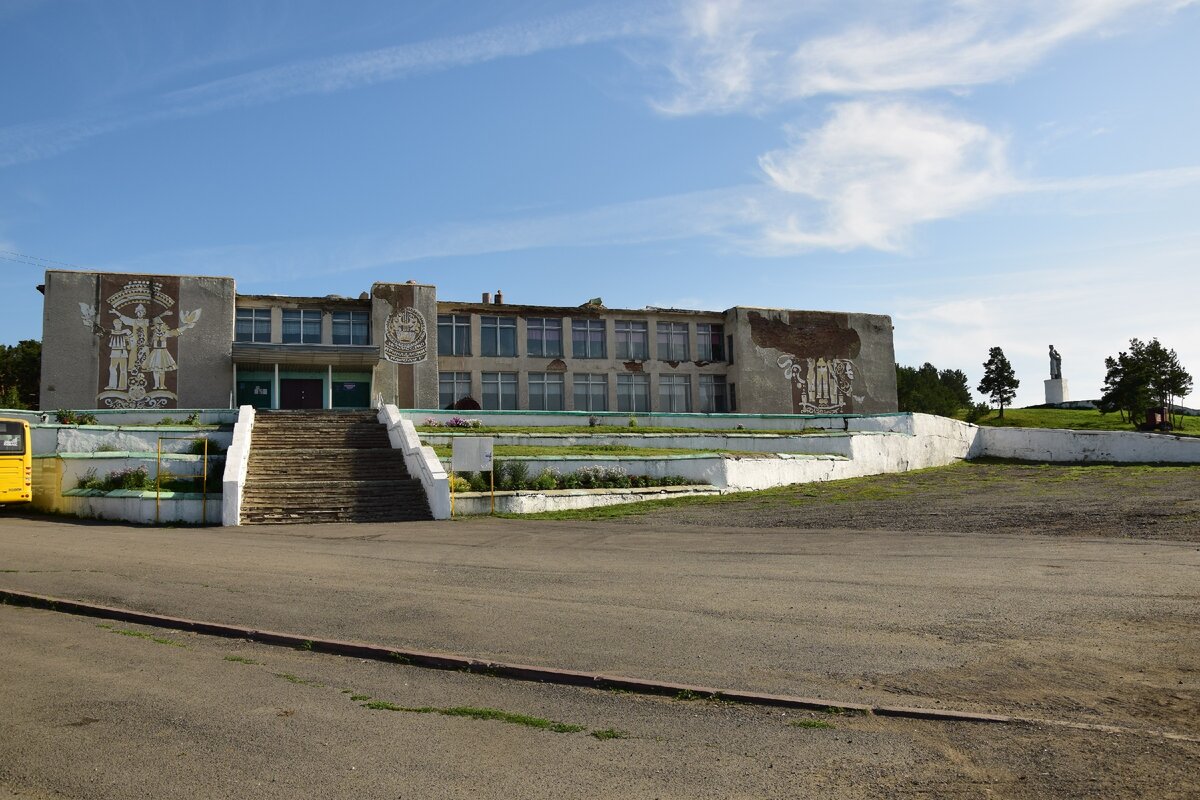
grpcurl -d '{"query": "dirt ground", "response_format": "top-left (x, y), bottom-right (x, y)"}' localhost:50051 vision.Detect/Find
top-left (604, 461), bottom-right (1200, 539)
top-left (2, 461), bottom-right (1198, 797)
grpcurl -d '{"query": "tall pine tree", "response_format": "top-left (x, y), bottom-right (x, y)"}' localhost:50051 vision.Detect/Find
top-left (977, 346), bottom-right (1019, 418)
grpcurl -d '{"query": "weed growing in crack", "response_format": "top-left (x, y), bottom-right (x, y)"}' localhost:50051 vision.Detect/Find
top-left (590, 728), bottom-right (630, 740)
top-left (223, 655), bottom-right (260, 665)
top-left (362, 703), bottom-right (585, 733)
top-left (790, 719), bottom-right (835, 730)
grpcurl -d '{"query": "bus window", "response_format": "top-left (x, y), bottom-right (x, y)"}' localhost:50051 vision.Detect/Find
top-left (0, 422), bottom-right (26, 454)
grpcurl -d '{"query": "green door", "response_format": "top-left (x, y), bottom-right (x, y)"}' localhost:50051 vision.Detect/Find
top-left (236, 379), bottom-right (273, 409)
top-left (332, 379), bottom-right (370, 408)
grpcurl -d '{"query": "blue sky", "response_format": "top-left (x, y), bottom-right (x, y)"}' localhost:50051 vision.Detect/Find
top-left (2, 0), bottom-right (1198, 407)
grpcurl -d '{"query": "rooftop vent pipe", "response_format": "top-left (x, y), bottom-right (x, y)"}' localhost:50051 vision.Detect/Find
top-left (482, 292), bottom-right (491, 303)
top-left (495, 289), bottom-right (503, 304)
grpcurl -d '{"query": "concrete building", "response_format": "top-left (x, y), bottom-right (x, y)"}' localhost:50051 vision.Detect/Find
top-left (38, 270), bottom-right (898, 415)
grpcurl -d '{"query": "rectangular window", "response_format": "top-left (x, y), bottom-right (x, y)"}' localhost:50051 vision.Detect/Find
top-left (699, 375), bottom-right (729, 413)
top-left (437, 314), bottom-right (471, 356)
top-left (282, 309), bottom-right (322, 344)
top-left (657, 322), bottom-right (689, 361)
top-left (658, 374), bottom-right (691, 413)
top-left (235, 308), bottom-right (271, 343)
top-left (572, 319), bottom-right (606, 359)
top-left (480, 316), bottom-right (518, 357)
top-left (482, 372), bottom-right (518, 410)
top-left (696, 324), bottom-right (725, 361)
top-left (573, 373), bottom-right (608, 411)
top-left (614, 320), bottom-right (649, 360)
top-left (526, 318), bottom-right (563, 357)
top-left (528, 372), bottom-right (565, 411)
top-left (616, 374), bottom-right (650, 412)
top-left (331, 311), bottom-right (370, 345)
top-left (439, 371), bottom-right (472, 410)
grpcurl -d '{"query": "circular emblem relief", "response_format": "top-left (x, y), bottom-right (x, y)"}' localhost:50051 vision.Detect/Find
top-left (384, 307), bottom-right (428, 363)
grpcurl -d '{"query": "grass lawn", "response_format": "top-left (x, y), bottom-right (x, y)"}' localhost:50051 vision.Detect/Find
top-left (969, 407), bottom-right (1200, 436)
top-left (430, 444), bottom-right (777, 459)
top-left (417, 425), bottom-right (830, 436)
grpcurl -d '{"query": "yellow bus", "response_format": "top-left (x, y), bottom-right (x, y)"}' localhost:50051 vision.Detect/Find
top-left (0, 418), bottom-right (32, 504)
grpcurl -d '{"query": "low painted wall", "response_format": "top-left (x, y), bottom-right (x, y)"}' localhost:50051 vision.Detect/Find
top-left (55, 452), bottom-right (223, 488)
top-left (1, 408), bottom-right (237, 427)
top-left (380, 405), bottom-right (450, 520)
top-left (29, 459), bottom-right (220, 524)
top-left (221, 405), bottom-right (256, 526)
top-left (29, 423), bottom-right (232, 457)
top-left (974, 425), bottom-right (1200, 463)
top-left (450, 485), bottom-right (721, 516)
top-left (423, 431), bottom-right (857, 457)
top-left (404, 408), bottom-right (912, 433)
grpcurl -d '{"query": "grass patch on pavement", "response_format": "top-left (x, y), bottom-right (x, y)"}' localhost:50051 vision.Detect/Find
top-left (96, 622), bottom-right (185, 648)
top-left (362, 702), bottom-right (586, 733)
top-left (275, 672), bottom-right (323, 687)
top-left (590, 728), bottom-right (630, 740)
top-left (790, 718), bottom-right (836, 729)
top-left (223, 655), bottom-right (261, 665)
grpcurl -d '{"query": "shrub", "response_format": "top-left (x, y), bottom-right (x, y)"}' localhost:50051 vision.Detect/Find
top-left (77, 412), bottom-right (98, 425)
top-left (183, 412), bottom-right (200, 425)
top-left (76, 468), bottom-right (103, 490)
top-left (448, 474), bottom-right (471, 493)
top-left (588, 416), bottom-right (599, 428)
top-left (55, 409), bottom-right (78, 424)
top-left (468, 471), bottom-right (490, 492)
top-left (446, 416), bottom-right (470, 428)
top-left (503, 460), bottom-right (530, 490)
top-left (964, 402), bottom-right (990, 423)
top-left (186, 437), bottom-right (226, 456)
top-left (531, 469), bottom-right (557, 491)
top-left (467, 418), bottom-right (483, 429)
top-left (627, 416), bottom-right (638, 428)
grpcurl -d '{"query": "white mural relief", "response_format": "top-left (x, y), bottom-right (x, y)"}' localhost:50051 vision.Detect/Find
top-left (383, 306), bottom-right (427, 363)
top-left (777, 355), bottom-right (864, 413)
top-left (81, 277), bottom-right (202, 408)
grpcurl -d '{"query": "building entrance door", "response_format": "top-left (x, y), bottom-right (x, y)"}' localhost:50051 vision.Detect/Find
top-left (280, 378), bottom-right (324, 409)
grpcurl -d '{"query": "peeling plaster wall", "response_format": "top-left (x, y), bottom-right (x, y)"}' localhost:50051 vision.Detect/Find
top-left (725, 307), bottom-right (897, 415)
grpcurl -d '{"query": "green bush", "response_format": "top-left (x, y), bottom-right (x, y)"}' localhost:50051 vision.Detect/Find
top-left (502, 460), bottom-right (530, 490)
top-left (76, 468), bottom-right (103, 490)
top-left (964, 403), bottom-right (990, 423)
top-left (531, 469), bottom-right (557, 491)
top-left (55, 409), bottom-right (77, 424)
top-left (468, 471), bottom-right (490, 492)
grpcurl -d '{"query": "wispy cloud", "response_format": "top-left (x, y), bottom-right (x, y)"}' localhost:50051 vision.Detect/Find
top-left (655, 0), bottom-right (1183, 114)
top-left (0, 4), bottom-right (658, 169)
top-left (166, 4), bottom-right (657, 115)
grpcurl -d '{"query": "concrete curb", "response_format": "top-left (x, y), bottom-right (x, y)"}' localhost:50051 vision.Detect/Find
top-left (3, 588), bottom-right (1194, 741)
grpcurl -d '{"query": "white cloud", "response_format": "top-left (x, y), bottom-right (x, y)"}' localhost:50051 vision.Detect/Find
top-left (755, 101), bottom-right (1015, 251)
top-left (656, 0), bottom-right (1180, 114)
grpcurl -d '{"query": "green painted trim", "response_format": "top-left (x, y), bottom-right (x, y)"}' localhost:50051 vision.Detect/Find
top-left (57, 452), bottom-right (222, 460)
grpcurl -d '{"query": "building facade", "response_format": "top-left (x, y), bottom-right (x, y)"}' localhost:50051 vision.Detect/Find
top-left (38, 270), bottom-right (898, 415)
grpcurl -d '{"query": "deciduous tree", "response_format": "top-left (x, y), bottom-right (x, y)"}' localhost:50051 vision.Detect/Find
top-left (0, 339), bottom-right (40, 410)
top-left (1099, 338), bottom-right (1192, 428)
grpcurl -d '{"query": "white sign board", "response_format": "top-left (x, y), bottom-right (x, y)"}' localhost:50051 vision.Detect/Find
top-left (452, 437), bottom-right (494, 472)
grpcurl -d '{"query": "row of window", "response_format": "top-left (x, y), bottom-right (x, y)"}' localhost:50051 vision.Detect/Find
top-left (235, 309), bottom-right (370, 345)
top-left (440, 371), bottom-right (733, 413)
top-left (438, 315), bottom-right (727, 361)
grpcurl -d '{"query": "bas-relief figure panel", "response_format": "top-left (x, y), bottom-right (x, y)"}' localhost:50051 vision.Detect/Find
top-left (79, 275), bottom-right (202, 409)
top-left (747, 311), bottom-right (865, 414)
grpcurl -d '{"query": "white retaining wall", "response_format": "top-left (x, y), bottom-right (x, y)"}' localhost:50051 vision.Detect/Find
top-left (221, 405), bottom-right (256, 526)
top-left (380, 405), bottom-right (451, 520)
top-left (423, 431), bottom-right (858, 457)
top-left (404, 408), bottom-right (908, 433)
top-left (974, 425), bottom-right (1200, 463)
top-left (451, 485), bottom-right (721, 515)
top-left (56, 491), bottom-right (222, 525)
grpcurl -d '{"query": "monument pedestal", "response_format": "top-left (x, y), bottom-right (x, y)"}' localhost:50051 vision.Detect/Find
top-left (1045, 378), bottom-right (1069, 405)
